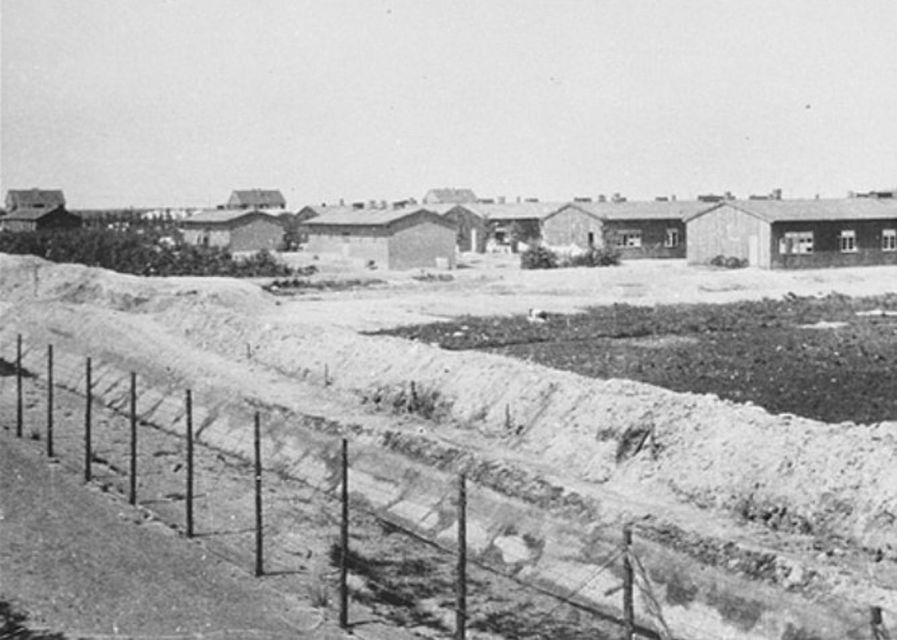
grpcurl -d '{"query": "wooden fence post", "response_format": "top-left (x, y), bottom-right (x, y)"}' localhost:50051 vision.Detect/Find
top-left (339, 437), bottom-right (349, 629)
top-left (456, 473), bottom-right (467, 640)
top-left (871, 605), bottom-right (889, 640)
top-left (185, 389), bottom-right (194, 538)
top-left (254, 411), bottom-right (263, 577)
top-left (46, 345), bottom-right (53, 457)
top-left (129, 372), bottom-right (137, 505)
top-left (623, 523), bottom-right (634, 640)
top-left (16, 334), bottom-right (23, 438)
top-left (84, 357), bottom-right (92, 482)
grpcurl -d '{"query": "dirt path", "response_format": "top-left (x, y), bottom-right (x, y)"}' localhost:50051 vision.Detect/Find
top-left (0, 433), bottom-right (331, 639)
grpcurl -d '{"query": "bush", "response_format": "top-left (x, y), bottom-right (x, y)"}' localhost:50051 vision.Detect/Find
top-left (520, 245), bottom-right (559, 270)
top-left (566, 247), bottom-right (621, 267)
top-left (710, 255), bottom-right (748, 269)
top-left (0, 229), bottom-right (294, 278)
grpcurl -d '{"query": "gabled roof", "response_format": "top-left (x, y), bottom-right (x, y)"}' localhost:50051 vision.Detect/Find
top-left (6, 189), bottom-right (66, 211)
top-left (560, 200), bottom-right (715, 222)
top-left (305, 207), bottom-right (453, 228)
top-left (469, 202), bottom-right (566, 221)
top-left (686, 199), bottom-right (897, 224)
top-left (423, 188), bottom-right (478, 204)
top-left (228, 189), bottom-right (286, 208)
top-left (183, 208), bottom-right (284, 224)
top-left (2, 206), bottom-right (74, 222)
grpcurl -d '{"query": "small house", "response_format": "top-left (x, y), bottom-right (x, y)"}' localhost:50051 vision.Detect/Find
top-left (441, 204), bottom-right (488, 253)
top-left (226, 189), bottom-right (286, 210)
top-left (304, 208), bottom-right (457, 270)
top-left (181, 209), bottom-right (285, 252)
top-left (543, 201), bottom-right (712, 258)
top-left (685, 199), bottom-right (897, 269)
top-left (0, 206), bottom-right (82, 233)
top-left (474, 202), bottom-right (566, 251)
top-left (5, 188), bottom-right (66, 213)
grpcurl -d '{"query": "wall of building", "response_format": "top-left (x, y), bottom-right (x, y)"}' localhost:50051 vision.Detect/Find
top-left (686, 207), bottom-right (770, 267)
top-left (229, 218), bottom-right (284, 252)
top-left (305, 229), bottom-right (391, 266)
top-left (444, 208), bottom-right (487, 253)
top-left (388, 222), bottom-right (456, 269)
top-left (541, 208), bottom-right (605, 250)
top-left (604, 219), bottom-right (687, 259)
top-left (0, 210), bottom-right (82, 233)
top-left (771, 219), bottom-right (897, 269)
top-left (183, 216), bottom-right (284, 252)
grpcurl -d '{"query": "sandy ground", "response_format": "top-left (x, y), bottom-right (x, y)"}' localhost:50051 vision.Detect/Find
top-left (272, 252), bottom-right (897, 330)
top-left (2, 252), bottom-right (897, 636)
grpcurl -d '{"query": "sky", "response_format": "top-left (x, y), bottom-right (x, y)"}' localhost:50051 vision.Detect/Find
top-left (1, 0), bottom-right (896, 209)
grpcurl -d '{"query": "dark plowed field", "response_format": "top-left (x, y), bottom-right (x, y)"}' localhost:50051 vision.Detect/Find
top-left (376, 293), bottom-right (897, 424)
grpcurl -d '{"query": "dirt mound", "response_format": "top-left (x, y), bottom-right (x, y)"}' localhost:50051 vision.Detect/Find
top-left (2, 255), bottom-right (895, 560)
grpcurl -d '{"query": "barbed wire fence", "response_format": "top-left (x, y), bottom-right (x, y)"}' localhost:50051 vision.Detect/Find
top-left (1, 331), bottom-right (889, 640)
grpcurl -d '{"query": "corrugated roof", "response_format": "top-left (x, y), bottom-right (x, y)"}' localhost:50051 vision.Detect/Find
top-left (229, 189), bottom-right (286, 208)
top-left (6, 189), bottom-right (66, 210)
top-left (184, 209), bottom-right (284, 224)
top-left (305, 207), bottom-right (448, 227)
top-left (688, 199), bottom-right (897, 223)
top-left (564, 200), bottom-right (715, 221)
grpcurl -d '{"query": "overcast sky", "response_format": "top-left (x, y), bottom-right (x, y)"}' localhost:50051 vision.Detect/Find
top-left (2, 0), bottom-right (896, 209)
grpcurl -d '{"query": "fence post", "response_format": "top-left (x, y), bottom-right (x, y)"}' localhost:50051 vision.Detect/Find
top-left (871, 606), bottom-right (889, 640)
top-left (339, 437), bottom-right (349, 629)
top-left (186, 389), bottom-right (194, 538)
top-left (254, 411), bottom-right (263, 577)
top-left (456, 473), bottom-right (467, 640)
top-left (84, 357), bottom-right (92, 482)
top-left (623, 523), bottom-right (634, 640)
top-left (16, 334), bottom-right (23, 438)
top-left (129, 372), bottom-right (137, 505)
top-left (46, 345), bottom-right (54, 457)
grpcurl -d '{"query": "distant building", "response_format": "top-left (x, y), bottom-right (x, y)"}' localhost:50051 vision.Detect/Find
top-left (5, 188), bottom-right (66, 213)
top-left (0, 207), bottom-right (82, 233)
top-left (685, 199), bottom-right (897, 269)
top-left (1, 188), bottom-right (80, 232)
top-left (440, 204), bottom-right (488, 253)
top-left (181, 209), bottom-right (285, 252)
top-left (472, 202), bottom-right (566, 251)
top-left (541, 201), bottom-right (714, 258)
top-left (423, 188), bottom-right (478, 205)
top-left (304, 208), bottom-right (457, 270)
top-left (226, 189), bottom-right (286, 210)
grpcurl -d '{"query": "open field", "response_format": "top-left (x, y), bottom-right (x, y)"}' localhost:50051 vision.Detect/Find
top-left (2, 252), bottom-right (896, 639)
top-left (378, 294), bottom-right (897, 424)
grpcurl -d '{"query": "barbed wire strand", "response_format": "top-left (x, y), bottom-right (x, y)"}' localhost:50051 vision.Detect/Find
top-left (7, 339), bottom-right (702, 639)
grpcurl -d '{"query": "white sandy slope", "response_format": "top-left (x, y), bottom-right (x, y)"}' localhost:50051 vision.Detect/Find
top-left (2, 254), bottom-right (896, 562)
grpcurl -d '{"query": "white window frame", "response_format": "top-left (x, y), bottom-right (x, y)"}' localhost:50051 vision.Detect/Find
top-left (664, 228), bottom-right (681, 248)
top-left (839, 229), bottom-right (857, 253)
top-left (780, 231), bottom-right (813, 254)
top-left (883, 229), bottom-right (897, 252)
top-left (615, 230), bottom-right (643, 248)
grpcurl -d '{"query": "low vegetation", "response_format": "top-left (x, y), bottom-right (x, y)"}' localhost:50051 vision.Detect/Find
top-left (710, 254), bottom-right (749, 269)
top-left (520, 245), bottom-right (621, 270)
top-left (0, 229), bottom-right (294, 277)
top-left (376, 293), bottom-right (897, 424)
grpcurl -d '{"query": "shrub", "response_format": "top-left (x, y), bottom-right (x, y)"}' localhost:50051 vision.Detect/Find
top-left (0, 229), bottom-right (294, 278)
top-left (520, 245), bottom-right (559, 270)
top-left (566, 247), bottom-right (621, 267)
top-left (710, 255), bottom-right (748, 269)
